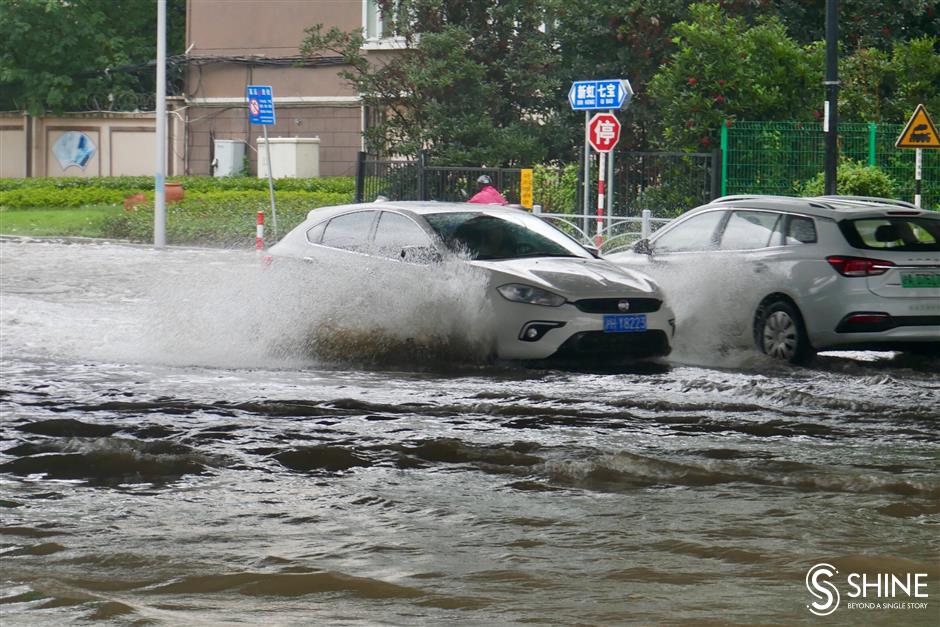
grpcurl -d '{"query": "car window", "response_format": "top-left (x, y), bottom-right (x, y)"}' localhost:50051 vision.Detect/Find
top-left (423, 212), bottom-right (590, 260)
top-left (373, 212), bottom-right (431, 256)
top-left (839, 217), bottom-right (940, 252)
top-left (652, 210), bottom-right (726, 253)
top-left (784, 215), bottom-right (817, 244)
top-left (321, 211), bottom-right (377, 251)
top-left (306, 221), bottom-right (326, 244)
top-left (719, 211), bottom-right (780, 250)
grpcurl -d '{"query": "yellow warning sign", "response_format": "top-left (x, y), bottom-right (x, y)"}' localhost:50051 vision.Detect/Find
top-left (520, 168), bottom-right (533, 209)
top-left (896, 104), bottom-right (940, 149)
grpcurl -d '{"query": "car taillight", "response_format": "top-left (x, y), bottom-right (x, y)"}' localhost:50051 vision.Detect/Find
top-left (826, 256), bottom-right (895, 277)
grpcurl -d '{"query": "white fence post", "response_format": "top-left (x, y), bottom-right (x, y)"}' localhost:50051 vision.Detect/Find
top-left (641, 209), bottom-right (651, 240)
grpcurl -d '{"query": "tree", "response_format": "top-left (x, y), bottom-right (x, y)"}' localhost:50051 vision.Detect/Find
top-left (300, 1), bottom-right (564, 166)
top-left (647, 3), bottom-right (822, 151)
top-left (551, 0), bottom-right (692, 153)
top-left (0, 0), bottom-right (186, 114)
top-left (773, 0), bottom-right (940, 51)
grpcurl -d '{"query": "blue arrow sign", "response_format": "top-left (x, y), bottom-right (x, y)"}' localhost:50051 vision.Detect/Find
top-left (247, 85), bottom-right (276, 125)
top-left (568, 79), bottom-right (633, 110)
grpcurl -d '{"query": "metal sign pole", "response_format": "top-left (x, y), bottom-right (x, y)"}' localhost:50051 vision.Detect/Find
top-left (607, 109), bottom-right (614, 220)
top-left (153, 0), bottom-right (166, 248)
top-left (596, 150), bottom-right (606, 248)
top-left (583, 110), bottom-right (590, 235)
top-left (262, 125), bottom-right (278, 239)
top-left (914, 148), bottom-right (922, 208)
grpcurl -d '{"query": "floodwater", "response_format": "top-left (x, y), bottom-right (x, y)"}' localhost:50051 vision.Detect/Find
top-left (1, 238), bottom-right (938, 626)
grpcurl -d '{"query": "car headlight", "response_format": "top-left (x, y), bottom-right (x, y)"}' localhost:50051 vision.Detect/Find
top-left (497, 283), bottom-right (566, 307)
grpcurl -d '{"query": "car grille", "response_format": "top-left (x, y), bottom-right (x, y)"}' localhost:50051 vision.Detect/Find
top-left (573, 298), bottom-right (662, 314)
top-left (551, 330), bottom-right (670, 359)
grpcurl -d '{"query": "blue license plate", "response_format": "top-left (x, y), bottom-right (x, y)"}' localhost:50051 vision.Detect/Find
top-left (603, 314), bottom-right (647, 333)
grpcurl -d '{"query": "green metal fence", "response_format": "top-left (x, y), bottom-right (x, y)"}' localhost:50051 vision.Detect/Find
top-left (722, 121), bottom-right (939, 209)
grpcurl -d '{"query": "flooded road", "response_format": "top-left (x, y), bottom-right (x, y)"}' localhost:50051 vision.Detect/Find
top-left (1, 238), bottom-right (938, 625)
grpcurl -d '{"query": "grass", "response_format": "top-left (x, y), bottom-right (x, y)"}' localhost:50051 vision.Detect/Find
top-left (0, 205), bottom-right (125, 238)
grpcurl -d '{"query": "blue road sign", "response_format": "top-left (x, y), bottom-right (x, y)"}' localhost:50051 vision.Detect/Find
top-left (247, 85), bottom-right (276, 125)
top-left (568, 79), bottom-right (634, 110)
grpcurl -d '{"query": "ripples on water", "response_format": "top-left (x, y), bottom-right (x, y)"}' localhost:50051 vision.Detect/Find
top-left (1, 239), bottom-right (938, 625)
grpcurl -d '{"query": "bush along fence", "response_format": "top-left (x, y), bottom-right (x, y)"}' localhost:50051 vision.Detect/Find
top-left (355, 152), bottom-right (523, 206)
top-left (357, 122), bottom-right (938, 216)
top-left (355, 150), bottom-right (720, 219)
top-left (722, 121), bottom-right (939, 209)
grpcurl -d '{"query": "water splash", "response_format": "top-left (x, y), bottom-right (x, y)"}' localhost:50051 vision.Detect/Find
top-left (1, 240), bottom-right (498, 370)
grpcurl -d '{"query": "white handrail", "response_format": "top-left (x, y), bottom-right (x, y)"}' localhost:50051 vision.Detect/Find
top-left (533, 208), bottom-right (672, 253)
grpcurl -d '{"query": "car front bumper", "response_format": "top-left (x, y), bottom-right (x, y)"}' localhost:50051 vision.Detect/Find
top-left (492, 301), bottom-right (675, 361)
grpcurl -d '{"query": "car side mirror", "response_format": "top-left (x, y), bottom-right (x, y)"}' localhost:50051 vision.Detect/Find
top-left (400, 245), bottom-right (442, 264)
top-left (632, 238), bottom-right (653, 256)
top-left (582, 244), bottom-right (601, 258)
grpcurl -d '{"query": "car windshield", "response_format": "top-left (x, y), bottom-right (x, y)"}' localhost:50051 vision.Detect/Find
top-left (423, 212), bottom-right (591, 260)
top-left (839, 217), bottom-right (940, 252)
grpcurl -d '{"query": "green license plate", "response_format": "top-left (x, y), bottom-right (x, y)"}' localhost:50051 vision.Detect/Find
top-left (901, 272), bottom-right (940, 288)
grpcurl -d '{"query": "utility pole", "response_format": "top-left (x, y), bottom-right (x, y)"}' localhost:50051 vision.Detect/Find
top-left (154, 0), bottom-right (167, 247)
top-left (824, 0), bottom-right (839, 195)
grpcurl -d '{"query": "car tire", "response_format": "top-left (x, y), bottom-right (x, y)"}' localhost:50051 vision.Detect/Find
top-left (755, 300), bottom-right (813, 364)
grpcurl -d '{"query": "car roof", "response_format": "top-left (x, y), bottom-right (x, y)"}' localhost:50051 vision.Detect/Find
top-left (689, 195), bottom-right (933, 220)
top-left (305, 200), bottom-right (529, 221)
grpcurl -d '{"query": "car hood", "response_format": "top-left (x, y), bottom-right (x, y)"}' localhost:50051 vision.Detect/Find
top-left (473, 256), bottom-right (661, 299)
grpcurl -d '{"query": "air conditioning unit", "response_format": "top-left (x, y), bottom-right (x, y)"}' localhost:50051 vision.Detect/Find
top-left (212, 139), bottom-right (245, 177)
top-left (257, 137), bottom-right (320, 178)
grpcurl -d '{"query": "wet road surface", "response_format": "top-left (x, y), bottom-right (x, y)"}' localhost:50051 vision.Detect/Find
top-left (1, 238), bottom-right (938, 625)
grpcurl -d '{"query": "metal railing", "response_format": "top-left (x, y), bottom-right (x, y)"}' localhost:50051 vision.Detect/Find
top-left (532, 207), bottom-right (672, 255)
top-left (356, 150), bottom-right (717, 216)
top-left (355, 152), bottom-right (523, 204)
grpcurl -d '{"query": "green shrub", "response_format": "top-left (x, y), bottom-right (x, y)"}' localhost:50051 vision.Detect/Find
top-left (533, 164), bottom-right (578, 214)
top-left (0, 187), bottom-right (127, 208)
top-left (101, 190), bottom-right (353, 246)
top-left (0, 176), bottom-right (153, 192)
top-left (800, 159), bottom-right (896, 198)
top-left (0, 176), bottom-right (356, 207)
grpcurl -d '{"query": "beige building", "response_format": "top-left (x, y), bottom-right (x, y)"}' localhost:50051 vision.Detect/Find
top-left (1, 1), bottom-right (390, 179)
top-left (185, 0), bottom-right (396, 177)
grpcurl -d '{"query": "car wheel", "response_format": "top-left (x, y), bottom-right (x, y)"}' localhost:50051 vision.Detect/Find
top-left (755, 300), bottom-right (813, 364)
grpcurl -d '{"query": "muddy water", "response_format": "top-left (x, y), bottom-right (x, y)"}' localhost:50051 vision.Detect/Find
top-left (1, 238), bottom-right (938, 625)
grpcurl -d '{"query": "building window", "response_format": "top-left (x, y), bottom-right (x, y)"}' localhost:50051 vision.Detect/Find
top-left (362, 0), bottom-right (407, 49)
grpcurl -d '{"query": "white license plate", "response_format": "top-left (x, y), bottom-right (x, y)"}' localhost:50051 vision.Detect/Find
top-left (603, 314), bottom-right (647, 333)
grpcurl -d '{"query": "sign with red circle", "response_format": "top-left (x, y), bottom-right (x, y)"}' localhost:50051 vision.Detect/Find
top-left (588, 113), bottom-right (621, 153)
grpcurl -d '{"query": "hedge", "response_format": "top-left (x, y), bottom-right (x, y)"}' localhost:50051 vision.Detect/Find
top-left (0, 176), bottom-right (356, 208)
top-left (0, 187), bottom-right (128, 208)
top-left (101, 191), bottom-right (353, 246)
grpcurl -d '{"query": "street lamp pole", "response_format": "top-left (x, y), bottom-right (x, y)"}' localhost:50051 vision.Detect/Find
top-left (154, 0), bottom-right (167, 247)
top-left (824, 0), bottom-right (839, 195)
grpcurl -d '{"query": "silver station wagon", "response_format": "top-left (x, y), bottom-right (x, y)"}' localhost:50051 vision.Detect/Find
top-left (607, 196), bottom-right (940, 363)
top-left (268, 201), bottom-right (676, 365)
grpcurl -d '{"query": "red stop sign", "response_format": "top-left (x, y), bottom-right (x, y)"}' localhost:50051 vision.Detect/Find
top-left (588, 113), bottom-right (621, 152)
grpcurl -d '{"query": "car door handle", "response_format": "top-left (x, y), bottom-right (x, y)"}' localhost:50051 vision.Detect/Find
top-left (754, 262), bottom-right (768, 273)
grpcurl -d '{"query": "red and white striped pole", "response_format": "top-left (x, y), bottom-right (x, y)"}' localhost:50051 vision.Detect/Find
top-left (595, 151), bottom-right (606, 248)
top-left (256, 210), bottom-right (265, 253)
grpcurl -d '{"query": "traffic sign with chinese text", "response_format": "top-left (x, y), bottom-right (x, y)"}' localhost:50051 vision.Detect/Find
top-left (896, 104), bottom-right (940, 149)
top-left (588, 113), bottom-right (621, 152)
top-left (519, 168), bottom-right (533, 209)
top-left (247, 85), bottom-right (276, 125)
top-left (568, 79), bottom-right (633, 110)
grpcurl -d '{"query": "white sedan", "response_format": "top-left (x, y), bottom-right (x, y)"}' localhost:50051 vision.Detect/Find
top-left (268, 201), bottom-right (675, 364)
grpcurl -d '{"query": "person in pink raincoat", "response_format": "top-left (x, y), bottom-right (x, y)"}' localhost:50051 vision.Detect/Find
top-left (468, 175), bottom-right (509, 205)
